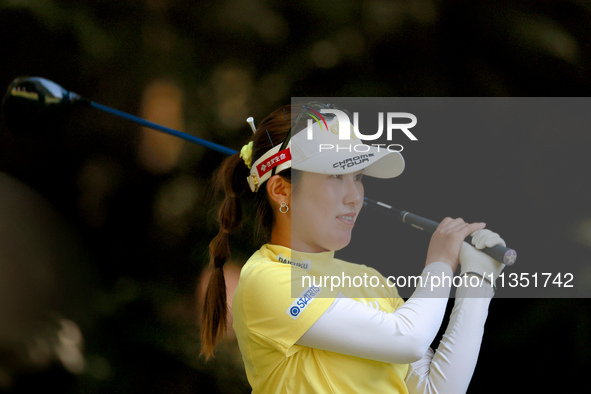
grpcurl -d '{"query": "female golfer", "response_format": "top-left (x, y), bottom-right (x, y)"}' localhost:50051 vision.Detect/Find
top-left (201, 103), bottom-right (506, 393)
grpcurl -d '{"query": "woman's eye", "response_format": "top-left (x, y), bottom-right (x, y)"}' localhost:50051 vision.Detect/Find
top-left (355, 173), bottom-right (364, 181)
top-left (332, 174), bottom-right (342, 180)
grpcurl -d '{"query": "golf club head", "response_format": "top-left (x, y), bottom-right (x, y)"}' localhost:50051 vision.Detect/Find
top-left (2, 77), bottom-right (86, 136)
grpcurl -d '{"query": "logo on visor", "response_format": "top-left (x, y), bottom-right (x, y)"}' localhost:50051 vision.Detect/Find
top-left (333, 154), bottom-right (375, 170)
top-left (256, 149), bottom-right (292, 177)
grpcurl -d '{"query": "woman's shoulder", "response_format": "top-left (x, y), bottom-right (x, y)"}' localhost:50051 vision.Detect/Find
top-left (233, 246), bottom-right (323, 314)
top-left (239, 247), bottom-right (293, 288)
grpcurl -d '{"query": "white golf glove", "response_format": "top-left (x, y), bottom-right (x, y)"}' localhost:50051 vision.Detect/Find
top-left (459, 229), bottom-right (506, 287)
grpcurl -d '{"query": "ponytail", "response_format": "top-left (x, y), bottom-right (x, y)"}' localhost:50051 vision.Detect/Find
top-left (200, 153), bottom-right (244, 359)
top-left (200, 104), bottom-right (305, 359)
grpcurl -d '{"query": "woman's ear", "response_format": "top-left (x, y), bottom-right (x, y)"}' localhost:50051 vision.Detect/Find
top-left (266, 175), bottom-right (291, 208)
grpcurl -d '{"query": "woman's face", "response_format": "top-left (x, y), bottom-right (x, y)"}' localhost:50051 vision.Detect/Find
top-left (290, 170), bottom-right (364, 253)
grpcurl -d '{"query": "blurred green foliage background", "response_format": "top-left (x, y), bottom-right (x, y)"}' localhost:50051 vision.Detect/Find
top-left (0, 0), bottom-right (590, 392)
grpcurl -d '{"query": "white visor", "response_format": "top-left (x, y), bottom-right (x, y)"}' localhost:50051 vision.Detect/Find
top-left (247, 115), bottom-right (404, 192)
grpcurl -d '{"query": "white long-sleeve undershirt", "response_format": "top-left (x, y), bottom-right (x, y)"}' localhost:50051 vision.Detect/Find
top-left (405, 283), bottom-right (493, 394)
top-left (296, 262), bottom-right (494, 393)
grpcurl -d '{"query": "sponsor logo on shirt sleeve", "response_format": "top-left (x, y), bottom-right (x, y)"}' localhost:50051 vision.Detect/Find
top-left (286, 285), bottom-right (322, 320)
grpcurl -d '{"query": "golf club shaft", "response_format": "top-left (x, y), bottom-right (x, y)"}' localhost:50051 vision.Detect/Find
top-left (88, 101), bottom-right (237, 156)
top-left (363, 198), bottom-right (516, 266)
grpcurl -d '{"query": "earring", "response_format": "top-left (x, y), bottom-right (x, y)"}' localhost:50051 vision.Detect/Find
top-left (279, 201), bottom-right (289, 214)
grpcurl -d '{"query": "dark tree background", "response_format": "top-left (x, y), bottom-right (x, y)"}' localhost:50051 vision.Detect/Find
top-left (0, 0), bottom-right (589, 393)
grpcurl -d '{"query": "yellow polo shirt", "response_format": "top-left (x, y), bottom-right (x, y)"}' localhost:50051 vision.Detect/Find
top-left (232, 244), bottom-right (409, 393)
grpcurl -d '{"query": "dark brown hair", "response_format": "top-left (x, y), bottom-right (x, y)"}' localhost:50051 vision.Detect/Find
top-left (200, 102), bottom-right (344, 358)
top-left (200, 104), bottom-right (304, 358)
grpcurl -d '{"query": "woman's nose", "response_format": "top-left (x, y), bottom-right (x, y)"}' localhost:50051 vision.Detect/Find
top-left (343, 177), bottom-right (363, 205)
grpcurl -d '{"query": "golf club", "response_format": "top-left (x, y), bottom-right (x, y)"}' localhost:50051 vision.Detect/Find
top-left (2, 76), bottom-right (236, 156)
top-left (2, 76), bottom-right (516, 266)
